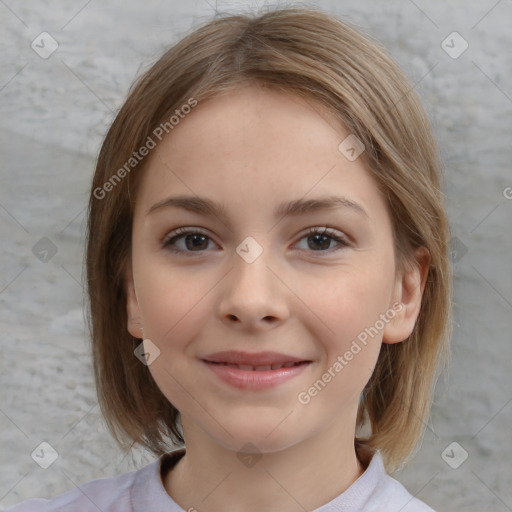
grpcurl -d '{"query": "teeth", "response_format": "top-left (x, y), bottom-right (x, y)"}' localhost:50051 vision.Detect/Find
top-left (211, 361), bottom-right (305, 371)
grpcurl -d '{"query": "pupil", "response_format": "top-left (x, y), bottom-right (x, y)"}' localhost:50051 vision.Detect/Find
top-left (186, 234), bottom-right (207, 250)
top-left (309, 234), bottom-right (329, 250)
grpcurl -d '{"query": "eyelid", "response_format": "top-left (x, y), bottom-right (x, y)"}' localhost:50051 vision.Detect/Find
top-left (300, 226), bottom-right (350, 244)
top-left (163, 226), bottom-right (210, 240)
top-left (162, 226), bottom-right (215, 247)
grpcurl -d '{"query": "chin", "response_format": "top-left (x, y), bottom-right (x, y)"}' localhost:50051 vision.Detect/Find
top-left (209, 423), bottom-right (305, 455)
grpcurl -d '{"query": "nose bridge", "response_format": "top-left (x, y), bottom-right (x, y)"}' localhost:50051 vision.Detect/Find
top-left (231, 235), bottom-right (276, 299)
top-left (217, 235), bottom-right (288, 325)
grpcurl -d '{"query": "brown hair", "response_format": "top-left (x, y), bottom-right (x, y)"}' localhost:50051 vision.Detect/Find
top-left (86, 5), bottom-right (452, 473)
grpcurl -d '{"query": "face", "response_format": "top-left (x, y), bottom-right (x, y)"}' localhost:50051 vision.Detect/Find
top-left (125, 85), bottom-right (425, 454)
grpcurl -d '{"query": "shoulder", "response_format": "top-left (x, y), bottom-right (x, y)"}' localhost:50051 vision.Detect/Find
top-left (363, 454), bottom-right (436, 512)
top-left (3, 464), bottom-right (143, 512)
top-left (370, 474), bottom-right (435, 511)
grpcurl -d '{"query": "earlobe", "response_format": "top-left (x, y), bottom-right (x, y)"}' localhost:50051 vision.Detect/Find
top-left (125, 265), bottom-right (144, 339)
top-left (382, 247), bottom-right (430, 345)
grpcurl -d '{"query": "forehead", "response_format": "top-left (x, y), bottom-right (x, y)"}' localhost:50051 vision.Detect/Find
top-left (135, 85), bottom-right (390, 231)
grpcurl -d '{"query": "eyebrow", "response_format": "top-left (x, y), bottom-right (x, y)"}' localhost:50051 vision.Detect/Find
top-left (147, 194), bottom-right (369, 221)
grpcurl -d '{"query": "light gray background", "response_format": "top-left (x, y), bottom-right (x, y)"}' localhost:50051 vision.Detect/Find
top-left (1, 1), bottom-right (511, 511)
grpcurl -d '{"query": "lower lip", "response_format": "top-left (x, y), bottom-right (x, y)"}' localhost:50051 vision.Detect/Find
top-left (201, 360), bottom-right (311, 390)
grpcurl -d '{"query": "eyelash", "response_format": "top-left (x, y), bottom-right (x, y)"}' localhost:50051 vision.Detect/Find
top-left (162, 226), bottom-right (350, 256)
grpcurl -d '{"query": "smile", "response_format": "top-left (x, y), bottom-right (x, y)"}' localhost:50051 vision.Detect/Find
top-left (201, 360), bottom-right (311, 390)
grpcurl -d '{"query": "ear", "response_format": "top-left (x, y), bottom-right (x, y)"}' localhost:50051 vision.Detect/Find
top-left (382, 246), bottom-right (430, 344)
top-left (124, 260), bottom-right (144, 339)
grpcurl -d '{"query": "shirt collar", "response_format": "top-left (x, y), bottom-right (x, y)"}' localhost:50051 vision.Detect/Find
top-left (131, 447), bottom-right (386, 512)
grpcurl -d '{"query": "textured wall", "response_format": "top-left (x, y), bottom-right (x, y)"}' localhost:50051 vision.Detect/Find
top-left (1, 1), bottom-right (511, 510)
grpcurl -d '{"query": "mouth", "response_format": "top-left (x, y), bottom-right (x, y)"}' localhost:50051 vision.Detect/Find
top-left (203, 360), bottom-right (309, 371)
top-left (200, 356), bottom-right (312, 390)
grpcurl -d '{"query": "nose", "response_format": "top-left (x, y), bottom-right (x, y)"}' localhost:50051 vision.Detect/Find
top-left (217, 247), bottom-right (290, 331)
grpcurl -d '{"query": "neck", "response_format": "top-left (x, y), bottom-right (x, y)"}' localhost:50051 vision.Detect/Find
top-left (163, 418), bottom-right (366, 512)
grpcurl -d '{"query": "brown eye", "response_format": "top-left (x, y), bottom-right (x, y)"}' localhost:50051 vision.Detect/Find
top-left (163, 228), bottom-right (217, 255)
top-left (162, 226), bottom-right (349, 257)
top-left (295, 227), bottom-right (349, 253)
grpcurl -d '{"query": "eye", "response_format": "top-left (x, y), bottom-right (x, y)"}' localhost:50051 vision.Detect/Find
top-left (295, 227), bottom-right (350, 253)
top-left (162, 227), bottom-right (217, 255)
top-left (162, 226), bottom-right (350, 256)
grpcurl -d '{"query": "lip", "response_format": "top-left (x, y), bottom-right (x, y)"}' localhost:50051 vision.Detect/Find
top-left (201, 360), bottom-right (311, 390)
top-left (201, 350), bottom-right (309, 366)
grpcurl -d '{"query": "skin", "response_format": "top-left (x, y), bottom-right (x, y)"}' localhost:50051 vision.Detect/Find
top-left (125, 84), bottom-right (429, 512)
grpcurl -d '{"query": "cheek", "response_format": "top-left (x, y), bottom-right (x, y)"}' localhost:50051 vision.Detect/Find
top-left (136, 264), bottom-right (210, 347)
top-left (133, 264), bottom-right (216, 410)
top-left (311, 264), bottom-right (393, 371)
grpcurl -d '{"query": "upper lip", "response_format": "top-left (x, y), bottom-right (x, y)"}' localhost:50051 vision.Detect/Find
top-left (201, 351), bottom-right (310, 366)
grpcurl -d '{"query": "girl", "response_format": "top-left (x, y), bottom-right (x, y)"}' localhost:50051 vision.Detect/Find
top-left (7, 5), bottom-right (451, 511)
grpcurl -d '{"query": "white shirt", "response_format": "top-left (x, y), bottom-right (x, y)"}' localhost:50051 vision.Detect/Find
top-left (5, 447), bottom-right (435, 511)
